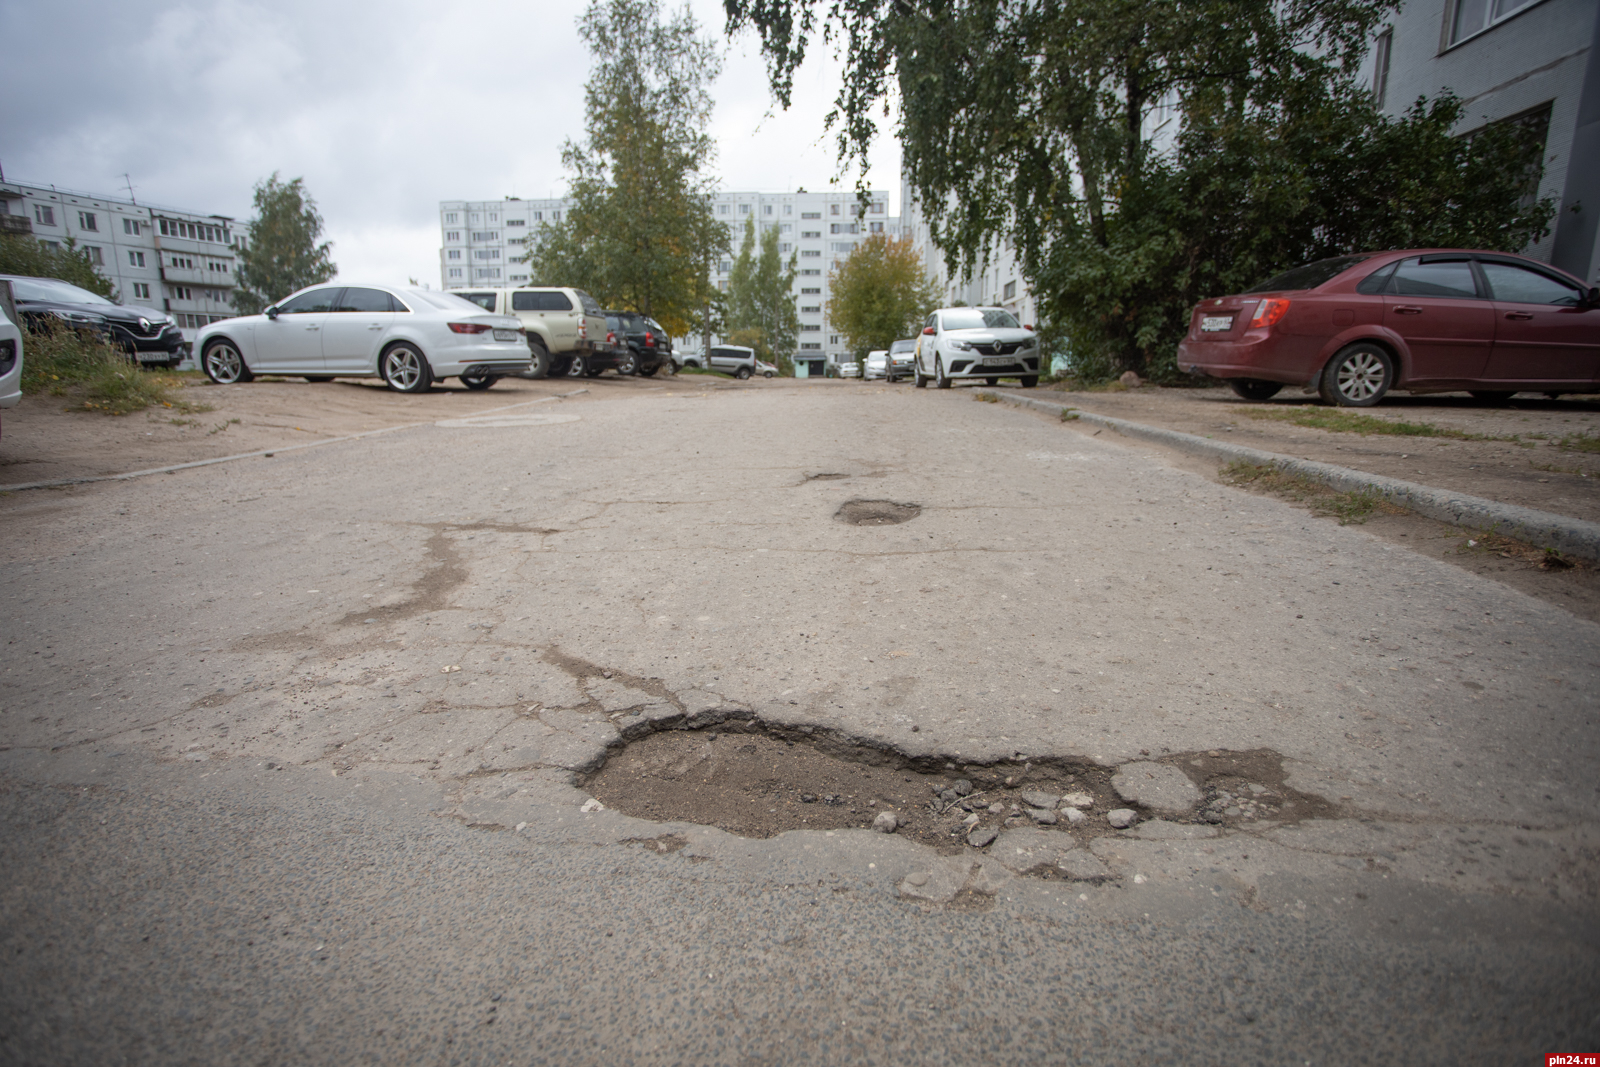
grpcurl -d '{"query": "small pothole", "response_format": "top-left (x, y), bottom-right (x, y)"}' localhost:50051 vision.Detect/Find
top-left (834, 498), bottom-right (921, 525)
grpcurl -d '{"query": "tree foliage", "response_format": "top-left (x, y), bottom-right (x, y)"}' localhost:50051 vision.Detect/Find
top-left (536, 0), bottom-right (729, 337)
top-left (724, 215), bottom-right (798, 369)
top-left (0, 234), bottom-right (115, 299)
top-left (828, 234), bottom-right (937, 357)
top-left (233, 174), bottom-right (336, 314)
top-left (725, 0), bottom-right (1557, 379)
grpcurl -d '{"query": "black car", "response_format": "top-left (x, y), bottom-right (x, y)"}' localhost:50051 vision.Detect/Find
top-left (603, 310), bottom-right (671, 376)
top-left (1, 275), bottom-right (187, 367)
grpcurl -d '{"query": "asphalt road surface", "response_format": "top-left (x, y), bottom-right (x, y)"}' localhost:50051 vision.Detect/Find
top-left (3, 380), bottom-right (1596, 1065)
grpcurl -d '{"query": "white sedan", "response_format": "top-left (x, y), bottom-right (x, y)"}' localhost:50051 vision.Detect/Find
top-left (196, 284), bottom-right (533, 392)
top-left (913, 306), bottom-right (1041, 389)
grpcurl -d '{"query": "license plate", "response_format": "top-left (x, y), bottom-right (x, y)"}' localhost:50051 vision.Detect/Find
top-left (1200, 315), bottom-right (1233, 332)
top-left (981, 356), bottom-right (1012, 365)
top-left (493, 329), bottom-right (519, 342)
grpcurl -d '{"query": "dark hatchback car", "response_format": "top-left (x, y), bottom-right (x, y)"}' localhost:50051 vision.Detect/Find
top-left (1176, 250), bottom-right (1600, 406)
top-left (603, 310), bottom-right (671, 376)
top-left (1, 274), bottom-right (187, 367)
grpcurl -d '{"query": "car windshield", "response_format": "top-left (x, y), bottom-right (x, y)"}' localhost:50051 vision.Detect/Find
top-left (889, 340), bottom-right (916, 354)
top-left (406, 289), bottom-right (492, 313)
top-left (941, 309), bottom-right (1019, 330)
top-left (10, 277), bottom-right (115, 305)
top-left (1245, 255), bottom-right (1373, 294)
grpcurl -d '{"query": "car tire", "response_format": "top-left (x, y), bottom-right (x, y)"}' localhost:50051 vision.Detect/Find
top-left (736, 366), bottom-right (752, 380)
top-left (1318, 342), bottom-right (1392, 407)
top-left (461, 374), bottom-right (499, 391)
top-left (1469, 390), bottom-right (1514, 403)
top-left (764, 371), bottom-right (775, 378)
top-left (524, 340), bottom-right (552, 379)
top-left (566, 354), bottom-right (587, 378)
top-left (618, 352), bottom-right (638, 375)
top-left (914, 362), bottom-right (928, 388)
top-left (935, 357), bottom-right (952, 389)
top-left (638, 363), bottom-right (659, 377)
top-left (202, 339), bottom-right (253, 384)
top-left (1020, 376), bottom-right (1039, 388)
top-left (1229, 379), bottom-right (1283, 401)
top-left (380, 343), bottom-right (433, 393)
top-left (304, 375), bottom-right (334, 383)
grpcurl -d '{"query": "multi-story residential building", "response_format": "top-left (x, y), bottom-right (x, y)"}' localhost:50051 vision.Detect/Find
top-left (1359, 0), bottom-right (1600, 284)
top-left (0, 179), bottom-right (242, 346)
top-left (439, 189), bottom-right (900, 372)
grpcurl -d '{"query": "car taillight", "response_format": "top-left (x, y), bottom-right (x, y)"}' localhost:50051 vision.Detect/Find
top-left (579, 320), bottom-right (588, 339)
top-left (448, 322), bottom-right (491, 334)
top-left (1248, 298), bottom-right (1290, 329)
top-left (645, 332), bottom-right (656, 348)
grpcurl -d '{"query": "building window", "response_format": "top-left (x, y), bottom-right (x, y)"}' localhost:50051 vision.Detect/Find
top-left (829, 335), bottom-right (839, 345)
top-left (1371, 28), bottom-right (1392, 107)
top-left (780, 243), bottom-right (792, 253)
top-left (447, 250), bottom-right (461, 260)
top-left (445, 212), bottom-right (459, 223)
top-left (869, 221), bottom-right (884, 233)
top-left (718, 279), bottom-right (728, 290)
top-left (801, 342), bottom-right (821, 350)
top-left (800, 305), bottom-right (821, 313)
top-left (800, 324), bottom-right (821, 332)
top-left (489, 213), bottom-right (498, 222)
top-left (34, 205), bottom-right (55, 226)
top-left (448, 268), bottom-right (462, 278)
top-left (800, 268), bottom-right (821, 276)
top-left (445, 230), bottom-right (460, 241)
top-left (830, 204), bottom-right (840, 215)
top-left (532, 211), bottom-right (543, 221)
top-left (553, 211), bottom-right (561, 221)
top-left (718, 204), bottom-right (729, 215)
top-left (474, 249), bottom-right (501, 259)
top-left (781, 223), bottom-right (792, 233)
top-left (122, 218), bottom-right (141, 236)
top-left (801, 250), bottom-right (822, 258)
top-left (133, 282), bottom-right (151, 299)
top-left (763, 205), bottom-right (773, 215)
top-left (128, 250), bottom-right (145, 267)
top-left (471, 231), bottom-right (498, 241)
top-left (77, 211), bottom-right (98, 231)
top-left (802, 211), bottom-right (820, 219)
top-left (719, 259), bottom-right (732, 273)
top-left (739, 203), bottom-right (750, 214)
top-left (831, 242), bottom-right (855, 252)
top-left (170, 286), bottom-right (193, 300)
top-left (1004, 280), bottom-right (1017, 300)
top-left (470, 213), bottom-right (480, 223)
top-left (801, 230), bottom-right (820, 238)
top-left (84, 246), bottom-right (103, 265)
top-left (474, 267), bottom-right (502, 279)
top-left (507, 218), bottom-right (525, 226)
top-left (1449, 0), bottom-right (1538, 46)
top-left (801, 287), bottom-right (821, 295)
top-left (870, 202), bottom-right (884, 214)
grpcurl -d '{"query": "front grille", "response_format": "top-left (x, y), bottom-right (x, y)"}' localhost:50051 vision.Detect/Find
top-left (972, 341), bottom-right (1025, 356)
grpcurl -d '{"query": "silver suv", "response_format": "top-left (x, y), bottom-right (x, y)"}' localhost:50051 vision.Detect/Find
top-left (452, 287), bottom-right (606, 377)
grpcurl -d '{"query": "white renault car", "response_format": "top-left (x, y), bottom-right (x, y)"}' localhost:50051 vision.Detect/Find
top-left (196, 284), bottom-right (532, 392)
top-left (913, 306), bottom-right (1041, 389)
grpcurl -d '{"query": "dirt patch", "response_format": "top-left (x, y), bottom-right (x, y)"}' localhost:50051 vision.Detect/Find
top-left (586, 727), bottom-right (1337, 854)
top-left (833, 499), bottom-right (922, 526)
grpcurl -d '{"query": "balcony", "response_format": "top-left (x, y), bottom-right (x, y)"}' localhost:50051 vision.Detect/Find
top-left (0, 215), bottom-right (32, 236)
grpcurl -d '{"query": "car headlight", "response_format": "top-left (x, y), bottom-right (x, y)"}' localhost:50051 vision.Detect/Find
top-left (950, 340), bottom-right (974, 352)
top-left (1020, 336), bottom-right (1038, 350)
top-left (50, 309), bottom-right (106, 327)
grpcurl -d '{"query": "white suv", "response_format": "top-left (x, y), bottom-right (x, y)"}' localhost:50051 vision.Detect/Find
top-left (913, 306), bottom-right (1041, 389)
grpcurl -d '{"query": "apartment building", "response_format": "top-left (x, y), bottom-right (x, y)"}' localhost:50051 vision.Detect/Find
top-left (0, 179), bottom-right (242, 345)
top-left (439, 189), bottom-right (900, 370)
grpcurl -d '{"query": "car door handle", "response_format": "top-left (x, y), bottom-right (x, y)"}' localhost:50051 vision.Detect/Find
top-left (1504, 311), bottom-right (1534, 320)
top-left (1393, 306), bottom-right (1424, 315)
top-left (367, 324), bottom-right (384, 330)
top-left (305, 325), bottom-right (320, 330)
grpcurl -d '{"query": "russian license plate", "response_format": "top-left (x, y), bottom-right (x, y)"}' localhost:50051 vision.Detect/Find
top-left (981, 356), bottom-right (1012, 365)
top-left (493, 329), bottom-right (519, 342)
top-left (1200, 315), bottom-right (1233, 332)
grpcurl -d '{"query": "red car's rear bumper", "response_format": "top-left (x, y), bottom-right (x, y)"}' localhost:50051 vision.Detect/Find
top-left (1177, 336), bottom-right (1314, 385)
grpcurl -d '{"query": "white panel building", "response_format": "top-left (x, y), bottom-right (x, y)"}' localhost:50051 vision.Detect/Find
top-left (0, 179), bottom-right (242, 346)
top-left (439, 188), bottom-right (899, 372)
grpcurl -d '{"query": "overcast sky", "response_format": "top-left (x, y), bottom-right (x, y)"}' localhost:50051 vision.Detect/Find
top-left (0, 0), bottom-right (900, 287)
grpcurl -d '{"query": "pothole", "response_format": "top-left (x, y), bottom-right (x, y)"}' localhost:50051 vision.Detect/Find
top-left (834, 498), bottom-right (921, 526)
top-left (583, 722), bottom-right (1336, 864)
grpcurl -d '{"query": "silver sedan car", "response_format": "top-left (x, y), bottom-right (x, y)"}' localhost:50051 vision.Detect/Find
top-left (195, 284), bottom-right (532, 392)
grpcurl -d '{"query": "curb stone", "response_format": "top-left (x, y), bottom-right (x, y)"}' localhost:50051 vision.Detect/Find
top-left (977, 390), bottom-right (1600, 564)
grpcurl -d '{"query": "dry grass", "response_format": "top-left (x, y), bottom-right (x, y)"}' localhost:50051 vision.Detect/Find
top-left (1221, 461), bottom-right (1406, 524)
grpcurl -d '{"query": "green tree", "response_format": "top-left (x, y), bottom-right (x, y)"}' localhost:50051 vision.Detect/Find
top-left (726, 0), bottom-right (1556, 380)
top-left (0, 234), bottom-right (114, 299)
top-left (535, 0), bottom-right (728, 337)
top-left (724, 215), bottom-right (798, 371)
top-left (232, 174), bottom-right (336, 315)
top-left (828, 234), bottom-right (936, 357)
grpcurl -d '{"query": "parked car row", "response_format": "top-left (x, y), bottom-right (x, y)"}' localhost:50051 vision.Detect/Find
top-left (0, 274), bottom-right (187, 367)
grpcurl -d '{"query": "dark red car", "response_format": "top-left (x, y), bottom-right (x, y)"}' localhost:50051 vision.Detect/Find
top-left (1176, 249), bottom-right (1600, 405)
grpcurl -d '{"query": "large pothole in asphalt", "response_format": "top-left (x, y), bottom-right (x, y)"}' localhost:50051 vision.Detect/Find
top-left (583, 725), bottom-right (1337, 859)
top-left (834, 499), bottom-right (921, 526)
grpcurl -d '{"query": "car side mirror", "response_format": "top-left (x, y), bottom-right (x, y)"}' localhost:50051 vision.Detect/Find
top-left (922, 326), bottom-right (935, 335)
top-left (1583, 287), bottom-right (1600, 310)
top-left (265, 306), bottom-right (279, 320)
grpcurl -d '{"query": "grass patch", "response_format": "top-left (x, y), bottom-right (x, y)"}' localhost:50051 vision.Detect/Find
top-left (973, 392), bottom-right (999, 403)
top-left (1458, 531), bottom-right (1583, 571)
top-left (1061, 408), bottom-right (1080, 421)
top-left (207, 417), bottom-right (241, 435)
top-left (1555, 431), bottom-right (1600, 454)
top-left (676, 366), bottom-right (727, 377)
top-left (20, 325), bottom-right (209, 416)
top-left (1221, 461), bottom-right (1405, 525)
top-left (1238, 406), bottom-right (1514, 441)
top-left (1530, 460), bottom-right (1596, 477)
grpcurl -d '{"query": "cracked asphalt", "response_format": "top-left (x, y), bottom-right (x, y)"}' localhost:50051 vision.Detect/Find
top-left (2, 379), bottom-right (1597, 1064)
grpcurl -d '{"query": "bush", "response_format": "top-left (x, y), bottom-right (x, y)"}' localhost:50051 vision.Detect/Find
top-left (20, 324), bottom-right (205, 415)
top-left (0, 234), bottom-right (115, 299)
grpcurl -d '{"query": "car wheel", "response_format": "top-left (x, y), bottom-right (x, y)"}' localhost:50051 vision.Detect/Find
top-left (524, 340), bottom-right (552, 379)
top-left (1469, 390), bottom-right (1514, 403)
top-left (736, 366), bottom-right (752, 380)
top-left (1319, 342), bottom-right (1392, 407)
top-left (764, 371), bottom-right (775, 378)
top-left (202, 339), bottom-right (253, 384)
top-left (914, 361), bottom-right (928, 388)
top-left (380, 343), bottom-right (433, 393)
top-left (935, 357), bottom-right (952, 389)
top-left (304, 375), bottom-right (334, 383)
top-left (637, 363), bottom-right (659, 377)
top-left (566, 354), bottom-right (587, 378)
top-left (618, 352), bottom-right (638, 375)
top-left (461, 374), bottom-right (499, 391)
top-left (1020, 376), bottom-right (1039, 388)
top-left (1229, 379), bottom-right (1283, 401)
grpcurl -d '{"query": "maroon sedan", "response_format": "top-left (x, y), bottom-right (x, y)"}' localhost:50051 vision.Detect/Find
top-left (1176, 250), bottom-right (1600, 405)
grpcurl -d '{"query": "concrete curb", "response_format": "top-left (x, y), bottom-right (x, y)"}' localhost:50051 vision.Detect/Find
top-left (977, 389), bottom-right (1600, 564)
